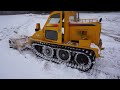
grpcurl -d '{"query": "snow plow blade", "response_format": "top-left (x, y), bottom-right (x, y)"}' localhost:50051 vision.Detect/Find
top-left (9, 36), bottom-right (29, 51)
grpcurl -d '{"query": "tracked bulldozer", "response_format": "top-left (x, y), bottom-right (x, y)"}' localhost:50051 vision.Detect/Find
top-left (9, 11), bottom-right (103, 71)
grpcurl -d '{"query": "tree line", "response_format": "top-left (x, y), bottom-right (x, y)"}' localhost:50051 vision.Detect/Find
top-left (0, 11), bottom-right (50, 15)
top-left (0, 11), bottom-right (116, 15)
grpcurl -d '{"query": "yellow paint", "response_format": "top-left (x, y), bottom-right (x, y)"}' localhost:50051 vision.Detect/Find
top-left (79, 40), bottom-right (91, 48)
top-left (29, 11), bottom-right (102, 58)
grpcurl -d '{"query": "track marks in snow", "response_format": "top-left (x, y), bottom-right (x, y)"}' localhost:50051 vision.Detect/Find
top-left (0, 16), bottom-right (35, 41)
top-left (102, 32), bottom-right (120, 42)
top-left (86, 67), bottom-right (120, 79)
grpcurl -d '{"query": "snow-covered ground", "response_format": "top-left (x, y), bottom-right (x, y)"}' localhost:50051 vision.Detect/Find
top-left (0, 12), bottom-right (120, 79)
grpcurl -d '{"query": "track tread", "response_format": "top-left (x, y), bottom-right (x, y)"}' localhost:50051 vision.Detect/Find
top-left (31, 42), bottom-right (96, 72)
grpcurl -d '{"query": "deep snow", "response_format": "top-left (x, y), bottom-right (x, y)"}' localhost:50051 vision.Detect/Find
top-left (0, 13), bottom-right (120, 79)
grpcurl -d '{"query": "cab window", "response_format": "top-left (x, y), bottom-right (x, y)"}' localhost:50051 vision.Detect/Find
top-left (48, 13), bottom-right (60, 24)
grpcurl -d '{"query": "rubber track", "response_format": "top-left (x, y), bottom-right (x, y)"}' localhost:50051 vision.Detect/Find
top-left (31, 42), bottom-right (96, 72)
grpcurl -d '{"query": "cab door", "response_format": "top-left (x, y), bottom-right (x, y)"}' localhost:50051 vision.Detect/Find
top-left (43, 11), bottom-right (63, 44)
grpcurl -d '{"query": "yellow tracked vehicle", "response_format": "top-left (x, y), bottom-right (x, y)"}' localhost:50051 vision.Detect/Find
top-left (9, 11), bottom-right (103, 71)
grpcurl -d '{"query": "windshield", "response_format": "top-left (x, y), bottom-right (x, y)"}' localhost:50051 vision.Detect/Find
top-left (48, 13), bottom-right (60, 24)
